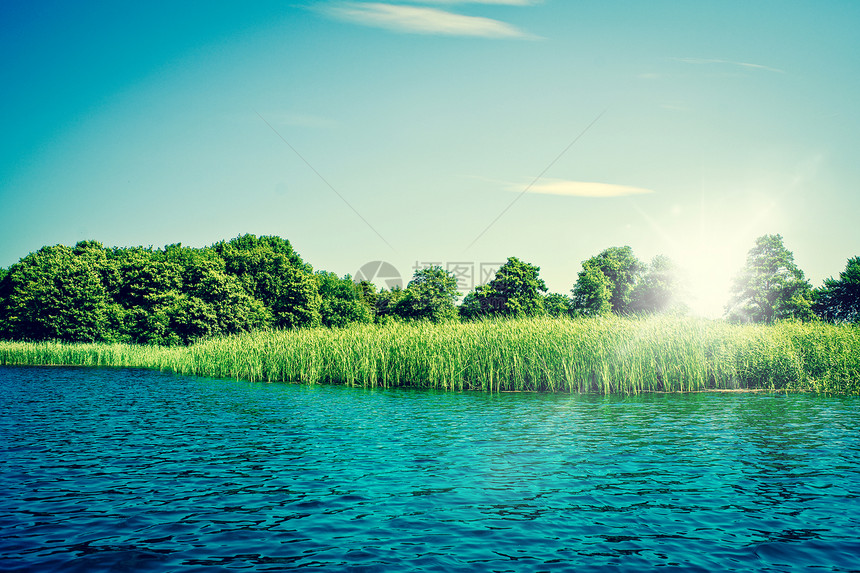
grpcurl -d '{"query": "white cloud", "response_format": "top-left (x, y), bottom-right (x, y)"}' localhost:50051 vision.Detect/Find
top-left (673, 57), bottom-right (785, 74)
top-left (324, 2), bottom-right (530, 38)
top-left (521, 179), bottom-right (654, 198)
top-left (397, 0), bottom-right (539, 4)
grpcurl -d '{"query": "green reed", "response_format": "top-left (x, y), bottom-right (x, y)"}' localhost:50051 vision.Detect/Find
top-left (2, 316), bottom-right (858, 394)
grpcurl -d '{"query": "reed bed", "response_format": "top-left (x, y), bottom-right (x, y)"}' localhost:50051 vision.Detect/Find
top-left (1, 316), bottom-right (858, 394)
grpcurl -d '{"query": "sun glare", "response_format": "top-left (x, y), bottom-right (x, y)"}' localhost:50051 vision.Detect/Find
top-left (675, 242), bottom-right (738, 319)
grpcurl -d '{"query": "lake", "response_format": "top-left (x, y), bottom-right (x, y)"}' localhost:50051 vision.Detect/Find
top-left (1, 366), bottom-right (859, 572)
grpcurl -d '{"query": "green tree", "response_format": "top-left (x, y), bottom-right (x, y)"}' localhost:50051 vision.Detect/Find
top-left (215, 234), bottom-right (320, 328)
top-left (164, 243), bottom-right (271, 341)
top-left (374, 286), bottom-right (405, 324)
top-left (726, 234), bottom-right (813, 323)
top-left (394, 266), bottom-right (460, 323)
top-left (109, 243), bottom-right (272, 345)
top-left (814, 256), bottom-right (860, 323)
top-left (462, 257), bottom-right (547, 318)
top-left (316, 272), bottom-right (373, 328)
top-left (543, 292), bottom-right (572, 318)
top-left (458, 287), bottom-right (491, 320)
top-left (630, 254), bottom-right (685, 314)
top-left (354, 280), bottom-right (378, 316)
top-left (0, 243), bottom-right (117, 342)
top-left (110, 246), bottom-right (185, 344)
top-left (0, 267), bottom-right (8, 338)
top-left (571, 262), bottom-right (613, 317)
top-left (174, 269), bottom-right (271, 343)
top-left (571, 246), bottom-right (644, 316)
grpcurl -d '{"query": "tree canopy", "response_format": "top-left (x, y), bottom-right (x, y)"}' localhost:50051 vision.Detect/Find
top-left (814, 256), bottom-right (860, 323)
top-left (571, 246), bottom-right (645, 316)
top-left (0, 244), bottom-right (116, 342)
top-left (0, 232), bottom-right (851, 344)
top-left (461, 257), bottom-right (547, 319)
top-left (316, 271), bottom-right (373, 328)
top-left (0, 235), bottom-right (319, 344)
top-left (394, 266), bottom-right (460, 323)
top-left (214, 235), bottom-right (320, 329)
top-left (725, 234), bottom-right (813, 323)
top-left (570, 263), bottom-right (613, 317)
top-left (630, 254), bottom-right (686, 315)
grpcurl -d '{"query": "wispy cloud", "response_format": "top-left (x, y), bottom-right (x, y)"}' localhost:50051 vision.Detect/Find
top-left (323, 2), bottom-right (531, 38)
top-left (673, 57), bottom-right (786, 74)
top-left (519, 179), bottom-right (654, 198)
top-left (396, 0), bottom-right (540, 4)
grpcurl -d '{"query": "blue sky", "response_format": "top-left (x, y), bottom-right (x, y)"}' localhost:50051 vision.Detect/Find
top-left (2, 0), bottom-right (858, 316)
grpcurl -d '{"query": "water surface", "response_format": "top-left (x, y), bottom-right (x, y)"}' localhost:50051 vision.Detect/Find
top-left (1, 366), bottom-right (859, 571)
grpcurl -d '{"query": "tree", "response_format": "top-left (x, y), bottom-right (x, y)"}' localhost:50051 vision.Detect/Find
top-left (571, 246), bottom-right (644, 316)
top-left (374, 286), bottom-right (405, 324)
top-left (354, 280), bottom-right (378, 312)
top-left (394, 266), bottom-right (460, 323)
top-left (571, 262), bottom-right (613, 317)
top-left (814, 256), bottom-right (860, 323)
top-left (0, 268), bottom-right (8, 338)
top-left (461, 257), bottom-right (547, 318)
top-left (110, 246), bottom-right (184, 344)
top-left (215, 234), bottom-right (320, 328)
top-left (726, 234), bottom-right (813, 323)
top-left (630, 255), bottom-right (685, 314)
top-left (0, 243), bottom-right (117, 342)
top-left (543, 292), bottom-right (572, 318)
top-left (458, 287), bottom-right (491, 320)
top-left (316, 272), bottom-right (373, 328)
top-left (0, 235), bottom-right (339, 344)
top-left (175, 269), bottom-right (271, 343)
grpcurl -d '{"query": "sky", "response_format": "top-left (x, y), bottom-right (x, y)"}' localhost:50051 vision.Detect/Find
top-left (2, 0), bottom-right (858, 317)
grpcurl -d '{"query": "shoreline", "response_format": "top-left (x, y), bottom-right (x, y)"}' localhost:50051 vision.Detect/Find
top-left (2, 315), bottom-right (858, 395)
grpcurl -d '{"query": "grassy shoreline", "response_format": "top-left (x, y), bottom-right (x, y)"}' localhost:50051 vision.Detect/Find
top-left (1, 316), bottom-right (859, 394)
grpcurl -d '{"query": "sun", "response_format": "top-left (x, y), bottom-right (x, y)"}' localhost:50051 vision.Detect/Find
top-left (675, 242), bottom-right (738, 319)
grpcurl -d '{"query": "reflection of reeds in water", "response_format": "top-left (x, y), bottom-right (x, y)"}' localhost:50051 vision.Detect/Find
top-left (2, 316), bottom-right (859, 394)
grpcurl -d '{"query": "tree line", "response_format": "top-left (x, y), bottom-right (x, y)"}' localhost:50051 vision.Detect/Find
top-left (0, 233), bottom-right (857, 344)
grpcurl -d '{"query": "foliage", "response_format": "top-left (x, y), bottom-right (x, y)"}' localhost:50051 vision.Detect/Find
top-left (214, 234), bottom-right (320, 328)
top-left (814, 256), bottom-right (860, 323)
top-left (108, 244), bottom-right (271, 345)
top-left (0, 232), bottom-right (843, 350)
top-left (630, 254), bottom-right (686, 314)
top-left (0, 236), bottom-right (308, 345)
top-left (570, 263), bottom-right (613, 317)
top-left (316, 272), bottom-right (373, 328)
top-left (571, 246), bottom-right (645, 316)
top-left (459, 286), bottom-right (492, 320)
top-left (394, 266), bottom-right (460, 323)
top-left (0, 268), bottom-right (8, 336)
top-left (543, 292), bottom-right (572, 318)
top-left (726, 234), bottom-right (814, 323)
top-left (0, 243), bottom-right (118, 343)
top-left (461, 257), bottom-right (547, 319)
top-left (354, 280), bottom-right (378, 312)
top-left (373, 287), bottom-right (405, 324)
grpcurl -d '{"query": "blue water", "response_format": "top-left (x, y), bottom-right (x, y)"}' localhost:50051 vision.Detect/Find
top-left (1, 366), bottom-right (859, 572)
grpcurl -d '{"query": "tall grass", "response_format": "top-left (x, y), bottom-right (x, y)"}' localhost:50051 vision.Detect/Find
top-left (2, 316), bottom-right (858, 394)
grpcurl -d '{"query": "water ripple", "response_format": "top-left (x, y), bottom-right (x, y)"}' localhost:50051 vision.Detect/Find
top-left (2, 366), bottom-right (859, 571)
